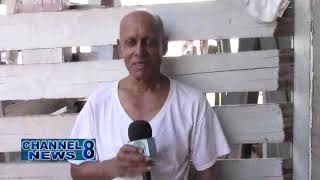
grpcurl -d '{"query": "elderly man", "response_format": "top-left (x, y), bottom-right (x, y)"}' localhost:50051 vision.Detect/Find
top-left (70, 10), bottom-right (230, 180)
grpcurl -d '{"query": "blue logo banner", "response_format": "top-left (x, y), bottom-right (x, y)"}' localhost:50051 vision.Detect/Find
top-left (21, 139), bottom-right (96, 161)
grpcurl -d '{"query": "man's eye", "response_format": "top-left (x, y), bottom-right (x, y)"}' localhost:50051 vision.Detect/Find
top-left (125, 39), bottom-right (136, 46)
top-left (146, 39), bottom-right (159, 47)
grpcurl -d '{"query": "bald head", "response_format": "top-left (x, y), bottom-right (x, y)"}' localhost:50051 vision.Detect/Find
top-left (119, 10), bottom-right (165, 38)
top-left (116, 10), bottom-right (168, 80)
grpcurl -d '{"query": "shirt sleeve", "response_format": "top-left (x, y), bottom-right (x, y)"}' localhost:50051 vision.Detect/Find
top-left (190, 95), bottom-right (230, 171)
top-left (69, 99), bottom-right (98, 165)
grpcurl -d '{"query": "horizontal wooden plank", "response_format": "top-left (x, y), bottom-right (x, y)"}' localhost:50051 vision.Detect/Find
top-left (215, 159), bottom-right (290, 180)
top-left (0, 0), bottom-right (291, 50)
top-left (0, 50), bottom-right (292, 100)
top-left (0, 114), bottom-right (73, 152)
top-left (215, 103), bottom-right (292, 144)
top-left (21, 48), bottom-right (63, 64)
top-left (0, 162), bottom-right (72, 180)
top-left (0, 103), bottom-right (292, 152)
top-left (0, 159), bottom-right (287, 180)
top-left (3, 99), bottom-right (76, 117)
top-left (0, 159), bottom-right (289, 180)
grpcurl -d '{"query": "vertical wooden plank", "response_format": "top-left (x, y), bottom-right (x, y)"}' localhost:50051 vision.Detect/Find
top-left (294, 0), bottom-right (312, 179)
top-left (312, 0), bottom-right (320, 179)
top-left (0, 102), bottom-right (4, 117)
top-left (0, 101), bottom-right (4, 162)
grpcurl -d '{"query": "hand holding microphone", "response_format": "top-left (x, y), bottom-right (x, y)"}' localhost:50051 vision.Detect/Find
top-left (107, 144), bottom-right (152, 177)
top-left (100, 120), bottom-right (155, 179)
top-left (128, 120), bottom-right (156, 180)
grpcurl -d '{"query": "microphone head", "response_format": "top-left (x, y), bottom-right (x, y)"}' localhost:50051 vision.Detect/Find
top-left (128, 120), bottom-right (152, 141)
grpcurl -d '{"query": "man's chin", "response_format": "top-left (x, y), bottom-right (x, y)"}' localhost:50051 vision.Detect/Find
top-left (130, 71), bottom-right (153, 81)
top-left (131, 72), bottom-right (146, 80)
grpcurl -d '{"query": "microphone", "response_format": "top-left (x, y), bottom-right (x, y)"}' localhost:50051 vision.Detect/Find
top-left (128, 120), bottom-right (155, 180)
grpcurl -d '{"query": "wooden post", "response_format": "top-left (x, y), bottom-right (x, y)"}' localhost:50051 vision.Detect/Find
top-left (294, 0), bottom-right (312, 179)
top-left (0, 102), bottom-right (4, 162)
top-left (312, 0), bottom-right (320, 179)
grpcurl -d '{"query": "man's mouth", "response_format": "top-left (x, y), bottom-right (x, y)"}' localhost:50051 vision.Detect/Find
top-left (133, 62), bottom-right (147, 68)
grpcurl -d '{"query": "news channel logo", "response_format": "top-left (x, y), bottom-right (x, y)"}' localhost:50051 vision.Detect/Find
top-left (21, 139), bottom-right (96, 161)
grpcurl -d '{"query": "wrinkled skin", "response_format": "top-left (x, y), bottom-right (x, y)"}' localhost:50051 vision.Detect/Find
top-left (117, 11), bottom-right (168, 82)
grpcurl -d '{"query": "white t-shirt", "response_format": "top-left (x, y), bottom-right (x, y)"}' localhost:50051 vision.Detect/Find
top-left (70, 78), bottom-right (230, 180)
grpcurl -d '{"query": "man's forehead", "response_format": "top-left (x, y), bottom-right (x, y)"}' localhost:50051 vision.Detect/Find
top-left (120, 11), bottom-right (158, 31)
top-left (120, 11), bottom-right (157, 26)
top-left (119, 11), bottom-right (162, 36)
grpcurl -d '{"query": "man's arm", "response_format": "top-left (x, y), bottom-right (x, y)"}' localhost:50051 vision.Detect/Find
top-left (196, 165), bottom-right (217, 180)
top-left (71, 161), bottom-right (112, 180)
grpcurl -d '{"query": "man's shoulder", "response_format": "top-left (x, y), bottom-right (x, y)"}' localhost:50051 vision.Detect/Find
top-left (87, 81), bottom-right (117, 104)
top-left (172, 79), bottom-right (204, 102)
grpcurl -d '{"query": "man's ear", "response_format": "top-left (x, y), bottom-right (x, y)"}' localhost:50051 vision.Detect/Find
top-left (162, 36), bottom-right (169, 56)
top-left (116, 39), bottom-right (122, 58)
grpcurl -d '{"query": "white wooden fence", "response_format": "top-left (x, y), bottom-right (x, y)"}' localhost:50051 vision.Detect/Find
top-left (0, 0), bottom-right (297, 179)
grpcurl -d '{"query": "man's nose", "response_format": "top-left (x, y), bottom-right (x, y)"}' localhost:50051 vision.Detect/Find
top-left (134, 41), bottom-right (147, 57)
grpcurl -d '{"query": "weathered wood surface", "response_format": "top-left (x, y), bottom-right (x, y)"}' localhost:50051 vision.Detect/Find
top-left (312, 0), bottom-right (320, 179)
top-left (0, 159), bottom-right (290, 180)
top-left (3, 99), bottom-right (75, 117)
top-left (0, 103), bottom-right (292, 152)
top-left (0, 1), bottom-right (292, 50)
top-left (0, 50), bottom-right (293, 100)
top-left (294, 0), bottom-right (312, 180)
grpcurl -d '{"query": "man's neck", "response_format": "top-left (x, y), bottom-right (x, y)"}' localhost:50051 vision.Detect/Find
top-left (124, 74), bottom-right (168, 94)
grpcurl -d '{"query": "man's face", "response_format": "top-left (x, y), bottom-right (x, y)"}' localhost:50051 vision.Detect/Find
top-left (118, 13), bottom-right (166, 80)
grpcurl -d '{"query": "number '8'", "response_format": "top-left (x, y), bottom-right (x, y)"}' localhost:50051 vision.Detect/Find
top-left (83, 140), bottom-right (95, 160)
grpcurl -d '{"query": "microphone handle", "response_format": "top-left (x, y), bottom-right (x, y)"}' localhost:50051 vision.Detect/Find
top-left (143, 172), bottom-right (151, 180)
